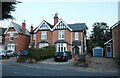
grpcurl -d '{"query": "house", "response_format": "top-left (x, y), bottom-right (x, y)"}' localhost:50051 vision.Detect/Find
top-left (110, 21), bottom-right (120, 58)
top-left (0, 27), bottom-right (7, 52)
top-left (30, 14), bottom-right (88, 57)
top-left (4, 21), bottom-right (30, 54)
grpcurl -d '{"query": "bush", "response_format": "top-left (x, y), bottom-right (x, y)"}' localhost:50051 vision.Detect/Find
top-left (27, 45), bottom-right (55, 61)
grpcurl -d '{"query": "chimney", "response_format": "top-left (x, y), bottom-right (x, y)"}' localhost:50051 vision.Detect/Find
top-left (30, 24), bottom-right (34, 33)
top-left (22, 20), bottom-right (26, 34)
top-left (30, 24), bottom-right (34, 42)
top-left (54, 13), bottom-right (59, 26)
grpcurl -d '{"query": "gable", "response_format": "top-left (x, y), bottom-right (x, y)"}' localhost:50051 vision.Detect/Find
top-left (4, 22), bottom-right (18, 35)
top-left (39, 22), bottom-right (50, 30)
top-left (4, 22), bottom-right (30, 36)
top-left (34, 20), bottom-right (52, 33)
top-left (52, 19), bottom-right (72, 31)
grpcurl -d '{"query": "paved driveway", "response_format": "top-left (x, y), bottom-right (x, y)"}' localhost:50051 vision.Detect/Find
top-left (89, 57), bottom-right (118, 71)
top-left (39, 58), bottom-right (74, 65)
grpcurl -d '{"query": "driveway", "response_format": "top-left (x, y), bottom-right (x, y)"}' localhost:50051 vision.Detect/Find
top-left (38, 58), bottom-right (74, 65)
top-left (89, 57), bottom-right (118, 72)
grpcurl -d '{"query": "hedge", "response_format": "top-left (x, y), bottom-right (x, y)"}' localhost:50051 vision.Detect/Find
top-left (27, 45), bottom-right (55, 61)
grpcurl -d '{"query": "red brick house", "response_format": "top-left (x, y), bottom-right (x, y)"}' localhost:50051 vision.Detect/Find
top-left (111, 21), bottom-right (120, 58)
top-left (30, 14), bottom-right (88, 57)
top-left (4, 21), bottom-right (30, 53)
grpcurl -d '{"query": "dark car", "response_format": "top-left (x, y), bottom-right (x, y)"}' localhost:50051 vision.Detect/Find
top-left (54, 52), bottom-right (68, 62)
top-left (17, 50), bottom-right (28, 56)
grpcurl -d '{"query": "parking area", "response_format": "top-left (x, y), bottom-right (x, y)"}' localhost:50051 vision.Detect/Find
top-left (89, 57), bottom-right (118, 71)
top-left (38, 58), bottom-right (74, 65)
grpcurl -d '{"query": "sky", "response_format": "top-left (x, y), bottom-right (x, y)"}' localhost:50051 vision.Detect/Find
top-left (0, 0), bottom-right (119, 35)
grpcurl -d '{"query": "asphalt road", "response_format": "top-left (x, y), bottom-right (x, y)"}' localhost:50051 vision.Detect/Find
top-left (2, 62), bottom-right (119, 76)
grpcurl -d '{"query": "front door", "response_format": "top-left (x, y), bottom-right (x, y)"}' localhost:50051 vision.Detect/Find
top-left (7, 44), bottom-right (15, 52)
top-left (106, 43), bottom-right (112, 57)
top-left (74, 46), bottom-right (79, 56)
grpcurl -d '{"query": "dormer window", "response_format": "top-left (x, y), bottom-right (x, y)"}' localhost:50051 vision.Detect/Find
top-left (9, 32), bottom-right (14, 41)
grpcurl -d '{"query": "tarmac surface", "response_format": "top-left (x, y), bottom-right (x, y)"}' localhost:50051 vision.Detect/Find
top-left (1, 56), bottom-right (119, 73)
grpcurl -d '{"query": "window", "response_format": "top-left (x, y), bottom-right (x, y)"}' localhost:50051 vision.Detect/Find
top-left (33, 34), bottom-right (36, 40)
top-left (9, 32), bottom-right (14, 41)
top-left (41, 31), bottom-right (47, 39)
top-left (39, 43), bottom-right (49, 48)
top-left (75, 32), bottom-right (79, 40)
top-left (0, 36), bottom-right (2, 42)
top-left (56, 43), bottom-right (67, 52)
top-left (58, 31), bottom-right (64, 40)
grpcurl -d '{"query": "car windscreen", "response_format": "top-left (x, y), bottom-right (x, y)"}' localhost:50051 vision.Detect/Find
top-left (6, 50), bottom-right (12, 53)
top-left (56, 52), bottom-right (64, 56)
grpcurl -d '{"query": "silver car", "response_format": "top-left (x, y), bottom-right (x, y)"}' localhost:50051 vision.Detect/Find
top-left (2, 50), bottom-right (14, 57)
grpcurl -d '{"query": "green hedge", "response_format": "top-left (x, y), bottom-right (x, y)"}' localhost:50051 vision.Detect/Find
top-left (27, 45), bottom-right (55, 61)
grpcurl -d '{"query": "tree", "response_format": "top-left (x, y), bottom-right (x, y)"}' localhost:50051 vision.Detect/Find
top-left (90, 22), bottom-right (110, 48)
top-left (2, 1), bottom-right (21, 20)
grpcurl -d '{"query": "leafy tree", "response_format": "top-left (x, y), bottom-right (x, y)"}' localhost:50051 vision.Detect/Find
top-left (2, 1), bottom-right (21, 20)
top-left (90, 22), bottom-right (110, 48)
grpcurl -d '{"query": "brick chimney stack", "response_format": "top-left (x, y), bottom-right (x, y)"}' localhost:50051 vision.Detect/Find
top-left (22, 20), bottom-right (26, 34)
top-left (54, 13), bottom-right (59, 26)
top-left (30, 24), bottom-right (33, 33)
top-left (30, 24), bottom-right (34, 42)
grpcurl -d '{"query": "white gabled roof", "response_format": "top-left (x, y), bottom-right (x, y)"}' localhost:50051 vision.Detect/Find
top-left (4, 22), bottom-right (18, 35)
top-left (4, 22), bottom-right (30, 36)
top-left (92, 46), bottom-right (103, 50)
top-left (51, 18), bottom-right (72, 31)
top-left (34, 20), bottom-right (52, 33)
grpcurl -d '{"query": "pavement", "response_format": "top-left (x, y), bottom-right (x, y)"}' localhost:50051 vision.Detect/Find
top-left (1, 56), bottom-right (119, 73)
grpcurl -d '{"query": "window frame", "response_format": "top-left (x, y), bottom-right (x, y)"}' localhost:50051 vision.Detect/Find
top-left (41, 31), bottom-right (47, 39)
top-left (9, 32), bottom-right (14, 41)
top-left (56, 43), bottom-right (67, 52)
top-left (58, 31), bottom-right (64, 40)
top-left (75, 32), bottom-right (79, 40)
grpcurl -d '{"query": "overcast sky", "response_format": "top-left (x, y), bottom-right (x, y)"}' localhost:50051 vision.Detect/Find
top-left (0, 0), bottom-right (119, 34)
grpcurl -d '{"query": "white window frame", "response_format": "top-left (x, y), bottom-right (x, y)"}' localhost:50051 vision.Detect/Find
top-left (39, 43), bottom-right (49, 48)
top-left (41, 31), bottom-right (47, 39)
top-left (9, 32), bottom-right (14, 41)
top-left (75, 32), bottom-right (79, 40)
top-left (58, 31), bottom-right (64, 40)
top-left (33, 34), bottom-right (36, 40)
top-left (56, 43), bottom-right (67, 52)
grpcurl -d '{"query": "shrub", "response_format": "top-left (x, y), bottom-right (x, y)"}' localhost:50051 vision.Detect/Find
top-left (27, 45), bottom-right (55, 61)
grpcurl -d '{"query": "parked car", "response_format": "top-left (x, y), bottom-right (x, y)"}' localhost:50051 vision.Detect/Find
top-left (2, 50), bottom-right (14, 57)
top-left (0, 50), bottom-right (6, 57)
top-left (17, 50), bottom-right (28, 56)
top-left (54, 52), bottom-right (68, 62)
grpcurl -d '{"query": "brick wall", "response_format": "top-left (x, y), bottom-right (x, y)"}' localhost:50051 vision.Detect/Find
top-left (112, 23), bottom-right (120, 58)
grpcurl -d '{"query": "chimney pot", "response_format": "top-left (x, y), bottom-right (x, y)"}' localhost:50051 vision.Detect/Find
top-left (22, 20), bottom-right (26, 34)
top-left (54, 13), bottom-right (59, 26)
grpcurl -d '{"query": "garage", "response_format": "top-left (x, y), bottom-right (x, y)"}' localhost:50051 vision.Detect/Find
top-left (92, 46), bottom-right (103, 57)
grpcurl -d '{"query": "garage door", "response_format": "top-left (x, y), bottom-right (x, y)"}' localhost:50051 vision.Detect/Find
top-left (93, 49), bottom-right (102, 57)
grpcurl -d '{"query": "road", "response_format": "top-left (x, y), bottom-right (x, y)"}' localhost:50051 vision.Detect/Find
top-left (2, 62), bottom-right (119, 76)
